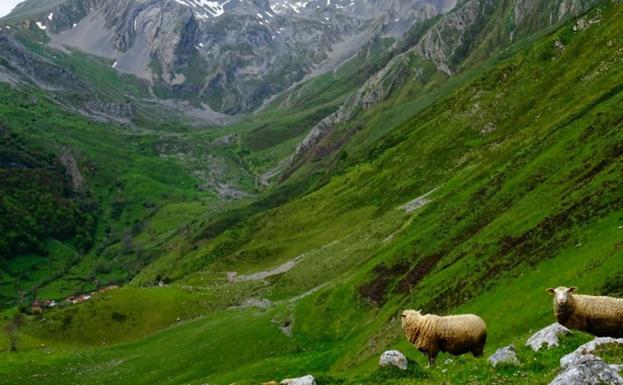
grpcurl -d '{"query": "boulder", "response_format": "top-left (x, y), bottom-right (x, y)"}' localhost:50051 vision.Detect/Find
top-left (280, 375), bottom-right (316, 385)
top-left (548, 337), bottom-right (623, 385)
top-left (526, 323), bottom-right (572, 352)
top-left (488, 345), bottom-right (520, 367)
top-left (549, 354), bottom-right (623, 385)
top-left (560, 338), bottom-right (623, 369)
top-left (379, 350), bottom-right (408, 370)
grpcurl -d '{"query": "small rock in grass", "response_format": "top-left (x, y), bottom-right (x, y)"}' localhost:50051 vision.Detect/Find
top-left (379, 350), bottom-right (408, 370)
top-left (526, 323), bottom-right (572, 352)
top-left (280, 375), bottom-right (316, 385)
top-left (489, 345), bottom-right (520, 367)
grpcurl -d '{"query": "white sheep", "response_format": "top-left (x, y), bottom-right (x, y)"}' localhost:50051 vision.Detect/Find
top-left (547, 286), bottom-right (623, 337)
top-left (401, 310), bottom-right (487, 366)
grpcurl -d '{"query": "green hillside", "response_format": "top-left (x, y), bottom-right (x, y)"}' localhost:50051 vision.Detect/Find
top-left (1, 1), bottom-right (622, 385)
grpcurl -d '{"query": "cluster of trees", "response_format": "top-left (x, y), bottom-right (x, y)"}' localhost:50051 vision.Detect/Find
top-left (0, 131), bottom-right (97, 258)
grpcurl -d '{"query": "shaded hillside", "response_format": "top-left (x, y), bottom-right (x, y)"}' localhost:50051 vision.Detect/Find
top-left (0, 128), bottom-right (95, 259)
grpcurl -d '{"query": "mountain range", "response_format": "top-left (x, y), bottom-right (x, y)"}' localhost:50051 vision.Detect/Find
top-left (4, 0), bottom-right (455, 113)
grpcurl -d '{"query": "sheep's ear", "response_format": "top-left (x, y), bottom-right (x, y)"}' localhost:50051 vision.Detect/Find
top-left (546, 288), bottom-right (555, 294)
top-left (568, 287), bottom-right (577, 293)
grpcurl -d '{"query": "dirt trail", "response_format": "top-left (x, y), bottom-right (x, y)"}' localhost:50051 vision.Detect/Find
top-left (227, 255), bottom-right (305, 283)
top-left (400, 186), bottom-right (440, 213)
top-left (226, 237), bottom-right (346, 283)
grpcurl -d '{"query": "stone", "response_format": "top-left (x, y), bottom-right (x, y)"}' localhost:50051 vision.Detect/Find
top-left (549, 354), bottom-right (623, 385)
top-left (481, 121), bottom-right (497, 134)
top-left (560, 338), bottom-right (623, 369)
top-left (548, 337), bottom-right (623, 385)
top-left (379, 350), bottom-right (409, 370)
top-left (280, 375), bottom-right (316, 385)
top-left (526, 323), bottom-right (572, 352)
top-left (489, 345), bottom-right (521, 367)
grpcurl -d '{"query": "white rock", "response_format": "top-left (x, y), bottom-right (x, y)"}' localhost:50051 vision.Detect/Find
top-left (526, 323), bottom-right (572, 352)
top-left (379, 350), bottom-right (408, 370)
top-left (280, 375), bottom-right (316, 385)
top-left (489, 345), bottom-right (520, 367)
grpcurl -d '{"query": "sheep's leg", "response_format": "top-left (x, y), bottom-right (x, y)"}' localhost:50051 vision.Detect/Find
top-left (427, 351), bottom-right (438, 367)
top-left (472, 343), bottom-right (485, 357)
top-left (472, 334), bottom-right (487, 357)
top-left (422, 352), bottom-right (431, 367)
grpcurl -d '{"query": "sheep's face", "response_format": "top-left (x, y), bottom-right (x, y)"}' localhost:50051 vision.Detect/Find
top-left (547, 287), bottom-right (577, 307)
top-left (400, 309), bottom-right (421, 329)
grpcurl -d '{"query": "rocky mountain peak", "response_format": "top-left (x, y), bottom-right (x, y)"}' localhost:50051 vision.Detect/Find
top-left (4, 0), bottom-right (455, 114)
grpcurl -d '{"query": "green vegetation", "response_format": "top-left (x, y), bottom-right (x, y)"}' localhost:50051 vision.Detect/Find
top-left (0, 129), bottom-right (95, 257)
top-left (1, 1), bottom-right (622, 385)
top-left (0, 83), bottom-right (228, 307)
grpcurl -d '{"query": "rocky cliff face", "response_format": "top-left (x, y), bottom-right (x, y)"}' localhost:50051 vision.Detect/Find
top-left (0, 28), bottom-right (233, 125)
top-left (0, 29), bottom-right (136, 121)
top-left (8, 0), bottom-right (454, 114)
top-left (513, 0), bottom-right (598, 27)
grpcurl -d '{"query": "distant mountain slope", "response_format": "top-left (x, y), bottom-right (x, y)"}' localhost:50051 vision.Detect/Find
top-left (284, 0), bottom-right (599, 178)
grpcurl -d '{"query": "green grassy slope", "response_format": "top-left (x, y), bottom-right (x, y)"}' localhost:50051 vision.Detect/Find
top-left (282, 0), bottom-right (605, 184)
top-left (1, 2), bottom-right (621, 385)
top-left (0, 83), bottom-right (241, 307)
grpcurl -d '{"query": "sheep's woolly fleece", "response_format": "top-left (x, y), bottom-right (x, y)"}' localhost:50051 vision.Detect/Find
top-left (401, 310), bottom-right (487, 356)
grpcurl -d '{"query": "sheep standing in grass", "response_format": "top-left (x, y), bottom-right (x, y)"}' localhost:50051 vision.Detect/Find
top-left (400, 310), bottom-right (487, 366)
top-left (547, 286), bottom-right (623, 338)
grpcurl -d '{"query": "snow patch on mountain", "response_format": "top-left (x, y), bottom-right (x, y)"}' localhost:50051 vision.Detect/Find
top-left (172, 0), bottom-right (231, 18)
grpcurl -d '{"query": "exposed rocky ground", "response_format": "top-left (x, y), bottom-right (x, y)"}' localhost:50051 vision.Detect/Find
top-left (6, 0), bottom-right (456, 114)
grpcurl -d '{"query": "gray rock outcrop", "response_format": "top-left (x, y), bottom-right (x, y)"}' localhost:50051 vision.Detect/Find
top-left (526, 323), bottom-right (572, 352)
top-left (549, 338), bottom-right (623, 385)
top-left (561, 338), bottom-right (623, 368)
top-left (489, 345), bottom-right (521, 367)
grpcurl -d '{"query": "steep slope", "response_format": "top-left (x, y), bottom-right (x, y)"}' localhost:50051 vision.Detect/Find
top-left (2, 2), bottom-right (620, 384)
top-left (284, 0), bottom-right (600, 178)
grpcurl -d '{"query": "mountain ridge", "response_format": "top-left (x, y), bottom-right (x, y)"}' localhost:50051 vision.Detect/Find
top-left (2, 0), bottom-right (455, 114)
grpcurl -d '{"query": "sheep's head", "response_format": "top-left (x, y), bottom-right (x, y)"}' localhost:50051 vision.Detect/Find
top-left (400, 309), bottom-right (422, 329)
top-left (547, 286), bottom-right (577, 309)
